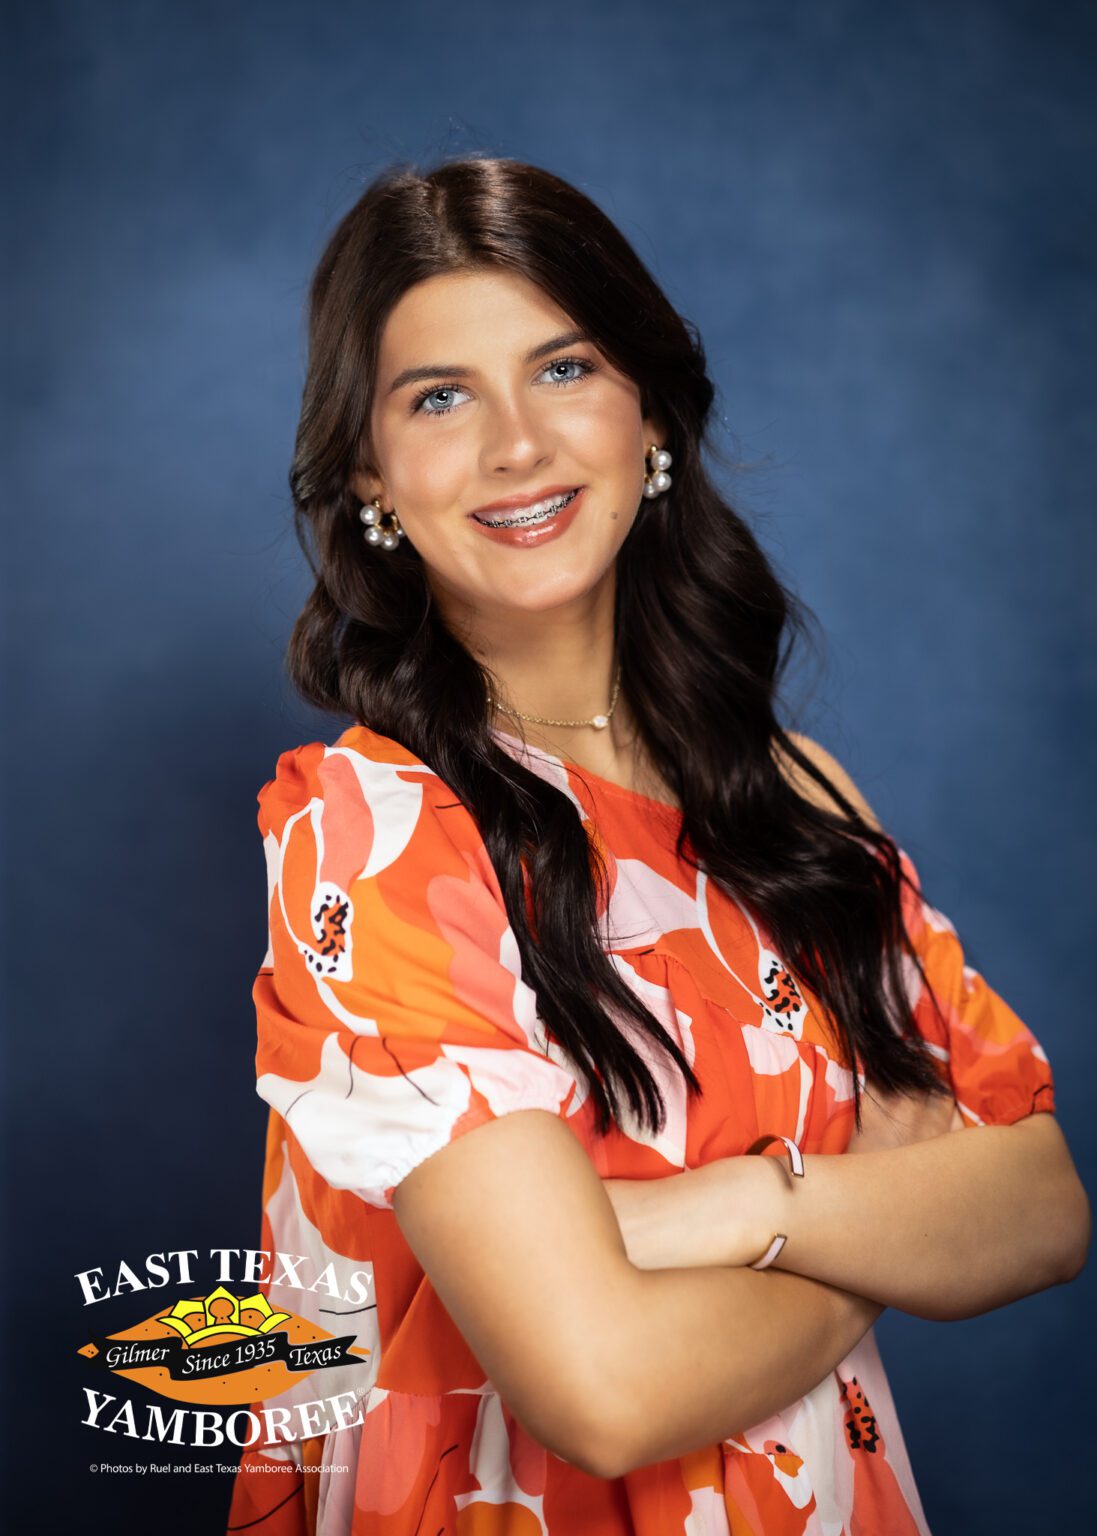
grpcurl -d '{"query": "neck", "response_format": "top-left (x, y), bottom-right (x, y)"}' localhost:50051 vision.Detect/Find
top-left (432, 566), bottom-right (627, 763)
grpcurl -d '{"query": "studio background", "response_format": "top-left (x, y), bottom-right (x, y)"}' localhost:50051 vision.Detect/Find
top-left (5, 2), bottom-right (1095, 1531)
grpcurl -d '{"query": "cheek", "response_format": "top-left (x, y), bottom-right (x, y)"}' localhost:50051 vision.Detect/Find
top-left (393, 434), bottom-right (466, 507)
top-left (372, 407), bottom-right (464, 506)
top-left (567, 399), bottom-right (642, 466)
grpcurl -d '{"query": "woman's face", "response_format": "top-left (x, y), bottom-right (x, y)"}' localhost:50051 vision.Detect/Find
top-left (355, 268), bottom-right (663, 627)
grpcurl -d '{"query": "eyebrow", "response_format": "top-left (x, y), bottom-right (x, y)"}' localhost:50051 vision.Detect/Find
top-left (385, 329), bottom-right (591, 395)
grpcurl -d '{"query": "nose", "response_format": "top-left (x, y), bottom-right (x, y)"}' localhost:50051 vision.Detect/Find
top-left (479, 395), bottom-right (553, 478)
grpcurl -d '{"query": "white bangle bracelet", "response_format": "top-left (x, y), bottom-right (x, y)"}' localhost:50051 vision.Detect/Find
top-left (745, 1132), bottom-right (805, 1270)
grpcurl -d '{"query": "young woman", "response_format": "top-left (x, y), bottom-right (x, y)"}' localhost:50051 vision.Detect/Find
top-left (225, 156), bottom-right (1089, 1535)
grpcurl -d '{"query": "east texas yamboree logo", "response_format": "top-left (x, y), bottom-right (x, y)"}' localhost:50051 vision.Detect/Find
top-left (77, 1286), bottom-right (370, 1406)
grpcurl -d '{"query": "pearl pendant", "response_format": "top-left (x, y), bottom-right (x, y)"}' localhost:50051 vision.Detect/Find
top-left (591, 713), bottom-right (608, 729)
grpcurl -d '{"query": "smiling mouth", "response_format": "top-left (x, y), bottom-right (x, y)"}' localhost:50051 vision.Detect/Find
top-left (471, 488), bottom-right (581, 529)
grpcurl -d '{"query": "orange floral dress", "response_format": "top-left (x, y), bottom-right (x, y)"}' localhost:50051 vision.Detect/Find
top-left (226, 723), bottom-right (1055, 1536)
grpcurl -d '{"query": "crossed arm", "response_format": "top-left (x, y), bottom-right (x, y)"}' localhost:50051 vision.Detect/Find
top-left (729, 733), bottom-right (1091, 1318)
top-left (393, 739), bottom-right (1091, 1477)
top-left (768, 1110), bottom-right (1089, 1317)
top-left (395, 1109), bottom-right (891, 1479)
top-left (395, 1098), bottom-right (1087, 1479)
top-left (602, 1097), bottom-right (1090, 1323)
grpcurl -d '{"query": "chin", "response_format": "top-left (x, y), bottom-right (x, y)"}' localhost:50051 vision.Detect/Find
top-left (492, 562), bottom-right (614, 612)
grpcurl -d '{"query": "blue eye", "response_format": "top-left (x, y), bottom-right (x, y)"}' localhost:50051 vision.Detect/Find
top-left (542, 357), bottom-right (591, 386)
top-left (413, 383), bottom-right (471, 417)
top-left (409, 355), bottom-right (597, 418)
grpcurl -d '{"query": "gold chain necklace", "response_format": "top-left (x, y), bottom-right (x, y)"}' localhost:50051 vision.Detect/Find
top-left (487, 663), bottom-right (623, 731)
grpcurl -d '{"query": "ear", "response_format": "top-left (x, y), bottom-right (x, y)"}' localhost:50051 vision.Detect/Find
top-left (349, 470), bottom-right (382, 505)
top-left (640, 407), bottom-right (669, 455)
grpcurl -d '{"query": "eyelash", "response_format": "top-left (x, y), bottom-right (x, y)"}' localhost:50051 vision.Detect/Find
top-left (409, 355), bottom-right (598, 417)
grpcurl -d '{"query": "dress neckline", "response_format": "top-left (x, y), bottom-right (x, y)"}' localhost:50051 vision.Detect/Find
top-left (491, 726), bottom-right (683, 820)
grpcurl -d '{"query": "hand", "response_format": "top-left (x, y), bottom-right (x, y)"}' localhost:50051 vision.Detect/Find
top-left (846, 1081), bottom-right (965, 1156)
top-left (602, 1157), bottom-right (782, 1272)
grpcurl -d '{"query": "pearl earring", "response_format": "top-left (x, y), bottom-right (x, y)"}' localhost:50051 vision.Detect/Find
top-left (643, 443), bottom-right (673, 498)
top-left (359, 496), bottom-right (405, 551)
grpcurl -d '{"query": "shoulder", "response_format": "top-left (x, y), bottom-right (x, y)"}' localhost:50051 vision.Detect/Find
top-left (258, 724), bottom-right (444, 825)
top-left (775, 731), bottom-right (882, 831)
top-left (256, 723), bottom-right (489, 879)
top-left (258, 723), bottom-right (426, 797)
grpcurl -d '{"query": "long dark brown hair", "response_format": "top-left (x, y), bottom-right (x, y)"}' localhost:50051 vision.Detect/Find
top-left (285, 154), bottom-right (950, 1137)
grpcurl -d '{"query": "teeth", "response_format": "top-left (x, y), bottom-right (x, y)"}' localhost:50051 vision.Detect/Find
top-left (475, 488), bottom-right (578, 528)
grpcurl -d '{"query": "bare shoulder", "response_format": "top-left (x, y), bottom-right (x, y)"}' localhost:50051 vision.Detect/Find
top-left (775, 731), bottom-right (883, 831)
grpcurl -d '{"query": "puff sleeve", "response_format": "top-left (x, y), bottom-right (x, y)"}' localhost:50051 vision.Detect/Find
top-left (252, 731), bottom-right (580, 1210)
top-left (895, 845), bottom-right (1056, 1127)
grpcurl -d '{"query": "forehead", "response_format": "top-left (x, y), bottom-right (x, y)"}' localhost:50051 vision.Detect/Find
top-left (377, 269), bottom-right (573, 366)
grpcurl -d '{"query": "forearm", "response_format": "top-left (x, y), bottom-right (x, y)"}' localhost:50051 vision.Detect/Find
top-left (769, 1113), bottom-right (1090, 1320)
top-left (606, 1263), bottom-right (882, 1475)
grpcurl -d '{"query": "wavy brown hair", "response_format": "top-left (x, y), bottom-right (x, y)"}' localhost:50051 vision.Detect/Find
top-left (285, 154), bottom-right (950, 1137)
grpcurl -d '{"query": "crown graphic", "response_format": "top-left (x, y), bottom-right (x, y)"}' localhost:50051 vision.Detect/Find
top-left (157, 1285), bottom-right (292, 1345)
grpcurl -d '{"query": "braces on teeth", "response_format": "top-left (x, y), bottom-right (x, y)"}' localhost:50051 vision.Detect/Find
top-left (475, 488), bottom-right (578, 528)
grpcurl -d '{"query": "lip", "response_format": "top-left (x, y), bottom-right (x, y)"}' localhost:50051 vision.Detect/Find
top-left (468, 483), bottom-right (583, 518)
top-left (467, 486), bottom-right (586, 549)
